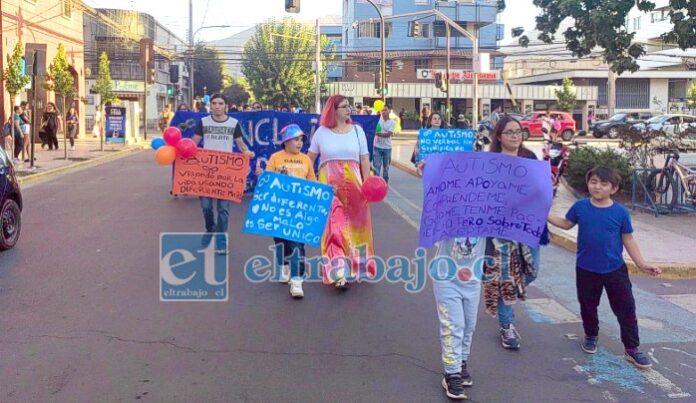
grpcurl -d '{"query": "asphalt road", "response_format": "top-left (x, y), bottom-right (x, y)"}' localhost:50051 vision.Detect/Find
top-left (0, 151), bottom-right (695, 402)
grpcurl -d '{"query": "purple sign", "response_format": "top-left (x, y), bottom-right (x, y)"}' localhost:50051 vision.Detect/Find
top-left (419, 152), bottom-right (553, 248)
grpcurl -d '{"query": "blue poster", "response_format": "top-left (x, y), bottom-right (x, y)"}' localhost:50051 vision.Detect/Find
top-left (242, 172), bottom-right (333, 247)
top-left (169, 111), bottom-right (379, 191)
top-left (105, 106), bottom-right (126, 144)
top-left (417, 128), bottom-right (475, 160)
top-left (419, 152), bottom-right (553, 248)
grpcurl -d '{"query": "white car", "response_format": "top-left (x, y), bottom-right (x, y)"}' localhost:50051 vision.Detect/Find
top-left (634, 114), bottom-right (696, 151)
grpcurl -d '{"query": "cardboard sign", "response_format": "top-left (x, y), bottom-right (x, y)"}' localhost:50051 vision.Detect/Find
top-left (419, 152), bottom-right (552, 248)
top-left (418, 129), bottom-right (475, 160)
top-left (242, 172), bottom-right (333, 247)
top-left (172, 149), bottom-right (250, 202)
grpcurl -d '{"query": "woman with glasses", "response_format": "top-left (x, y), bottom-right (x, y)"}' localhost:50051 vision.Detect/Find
top-left (484, 115), bottom-right (549, 351)
top-left (308, 95), bottom-right (375, 289)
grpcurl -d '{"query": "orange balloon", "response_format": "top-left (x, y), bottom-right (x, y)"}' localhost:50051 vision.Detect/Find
top-left (155, 145), bottom-right (177, 165)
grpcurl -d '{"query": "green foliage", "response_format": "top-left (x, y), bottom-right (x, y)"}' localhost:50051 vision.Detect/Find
top-left (507, 0), bottom-right (696, 74)
top-left (92, 52), bottom-right (117, 105)
top-left (403, 111), bottom-right (420, 121)
top-left (222, 75), bottom-right (252, 106)
top-left (688, 81), bottom-right (696, 109)
top-left (2, 41), bottom-right (31, 99)
top-left (193, 44), bottom-right (225, 96)
top-left (554, 77), bottom-right (576, 112)
top-left (45, 43), bottom-right (75, 113)
top-left (242, 18), bottom-right (336, 108)
top-left (566, 146), bottom-right (633, 195)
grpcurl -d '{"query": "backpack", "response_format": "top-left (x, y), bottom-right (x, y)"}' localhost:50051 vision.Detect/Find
top-left (2, 120), bottom-right (12, 137)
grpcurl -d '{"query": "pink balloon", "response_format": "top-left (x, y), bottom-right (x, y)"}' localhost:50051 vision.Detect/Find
top-left (163, 126), bottom-right (182, 146)
top-left (176, 138), bottom-right (198, 159)
top-left (362, 176), bottom-right (388, 203)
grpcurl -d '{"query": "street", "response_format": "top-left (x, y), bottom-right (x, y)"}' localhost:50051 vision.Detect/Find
top-left (1, 151), bottom-right (695, 402)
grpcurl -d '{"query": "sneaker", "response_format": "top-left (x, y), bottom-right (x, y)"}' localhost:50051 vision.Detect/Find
top-left (334, 278), bottom-right (348, 290)
top-left (500, 324), bottom-right (521, 350)
top-left (441, 373), bottom-right (467, 400)
top-left (460, 361), bottom-right (472, 386)
top-left (581, 336), bottom-right (598, 354)
top-left (289, 278), bottom-right (304, 298)
top-left (279, 265), bottom-right (290, 283)
top-left (624, 349), bottom-right (652, 369)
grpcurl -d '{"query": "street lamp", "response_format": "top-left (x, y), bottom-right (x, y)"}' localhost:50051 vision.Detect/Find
top-left (189, 25), bottom-right (230, 104)
top-left (362, 0), bottom-right (387, 103)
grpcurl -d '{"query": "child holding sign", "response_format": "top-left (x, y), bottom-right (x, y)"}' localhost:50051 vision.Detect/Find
top-left (548, 167), bottom-right (661, 369)
top-left (256, 124), bottom-right (316, 298)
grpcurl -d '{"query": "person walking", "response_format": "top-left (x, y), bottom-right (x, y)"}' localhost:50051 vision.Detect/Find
top-left (11, 106), bottom-right (25, 163)
top-left (191, 94), bottom-right (254, 254)
top-left (65, 107), bottom-right (79, 151)
top-left (255, 124), bottom-right (316, 298)
top-left (373, 105), bottom-right (394, 182)
top-left (40, 103), bottom-right (61, 151)
top-left (307, 95), bottom-right (376, 289)
top-left (158, 104), bottom-right (174, 131)
top-left (421, 106), bottom-right (431, 129)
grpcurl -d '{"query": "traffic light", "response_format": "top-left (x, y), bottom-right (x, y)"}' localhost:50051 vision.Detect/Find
top-left (435, 72), bottom-right (443, 90)
top-left (409, 21), bottom-right (421, 37)
top-left (148, 68), bottom-right (156, 84)
top-left (285, 0), bottom-right (300, 13)
top-left (169, 64), bottom-right (179, 83)
top-left (166, 85), bottom-right (174, 96)
top-left (382, 84), bottom-right (389, 97)
top-left (374, 68), bottom-right (381, 90)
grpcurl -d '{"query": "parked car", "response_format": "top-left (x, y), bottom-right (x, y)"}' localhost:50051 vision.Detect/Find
top-left (639, 114), bottom-right (696, 151)
top-left (590, 111), bottom-right (654, 139)
top-left (519, 111), bottom-right (576, 141)
top-left (0, 146), bottom-right (22, 251)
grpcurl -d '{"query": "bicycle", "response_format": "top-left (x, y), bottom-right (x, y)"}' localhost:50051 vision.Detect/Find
top-left (647, 150), bottom-right (696, 210)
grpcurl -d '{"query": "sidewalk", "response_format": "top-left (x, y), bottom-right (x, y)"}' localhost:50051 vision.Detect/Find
top-left (389, 139), bottom-right (696, 278)
top-left (12, 136), bottom-right (148, 186)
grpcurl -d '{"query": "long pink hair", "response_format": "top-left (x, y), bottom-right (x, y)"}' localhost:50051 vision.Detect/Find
top-left (320, 95), bottom-right (352, 128)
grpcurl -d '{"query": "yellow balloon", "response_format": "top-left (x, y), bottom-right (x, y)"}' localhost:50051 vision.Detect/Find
top-left (374, 100), bottom-right (385, 112)
top-left (155, 145), bottom-right (177, 165)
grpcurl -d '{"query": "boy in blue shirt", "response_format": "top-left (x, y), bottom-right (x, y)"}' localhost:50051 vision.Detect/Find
top-left (548, 167), bottom-right (661, 369)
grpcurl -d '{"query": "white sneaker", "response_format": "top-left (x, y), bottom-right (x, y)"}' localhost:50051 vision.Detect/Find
top-left (279, 265), bottom-right (290, 283)
top-left (289, 278), bottom-right (304, 298)
top-left (70, 146), bottom-right (75, 151)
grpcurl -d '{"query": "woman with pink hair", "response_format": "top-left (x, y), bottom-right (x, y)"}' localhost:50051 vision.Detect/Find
top-left (308, 95), bottom-right (376, 289)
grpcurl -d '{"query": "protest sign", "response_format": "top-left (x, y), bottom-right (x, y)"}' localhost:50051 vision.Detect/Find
top-left (419, 152), bottom-right (552, 248)
top-left (242, 172), bottom-right (333, 247)
top-left (172, 149), bottom-right (250, 202)
top-left (417, 128), bottom-right (475, 160)
top-left (168, 111), bottom-right (378, 191)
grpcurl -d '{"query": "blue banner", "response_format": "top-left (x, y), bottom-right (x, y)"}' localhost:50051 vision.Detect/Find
top-left (242, 172), bottom-right (333, 247)
top-left (170, 111), bottom-right (379, 190)
top-left (419, 152), bottom-right (553, 248)
top-left (417, 128), bottom-right (475, 160)
top-left (105, 106), bottom-right (126, 144)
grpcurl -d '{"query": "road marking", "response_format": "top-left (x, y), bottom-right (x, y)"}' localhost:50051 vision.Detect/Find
top-left (383, 198), bottom-right (419, 230)
top-left (524, 298), bottom-right (581, 323)
top-left (661, 294), bottom-right (696, 314)
top-left (602, 390), bottom-right (619, 402)
top-left (638, 318), bottom-right (665, 330)
top-left (387, 185), bottom-right (422, 213)
top-left (661, 347), bottom-right (696, 360)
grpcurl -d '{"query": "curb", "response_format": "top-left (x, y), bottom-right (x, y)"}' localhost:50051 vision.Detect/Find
top-left (17, 145), bottom-right (148, 186)
top-left (393, 160), bottom-right (696, 279)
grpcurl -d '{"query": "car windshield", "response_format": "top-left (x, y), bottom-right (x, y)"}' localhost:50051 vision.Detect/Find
top-left (609, 113), bottom-right (627, 121)
top-left (647, 116), bottom-right (668, 124)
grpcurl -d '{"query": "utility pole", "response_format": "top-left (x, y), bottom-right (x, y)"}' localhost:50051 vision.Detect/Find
top-left (189, 0), bottom-right (193, 105)
top-left (608, 69), bottom-right (616, 117)
top-left (446, 23), bottom-right (451, 127)
top-left (363, 0), bottom-right (386, 103)
top-left (30, 50), bottom-right (38, 170)
top-left (471, 23), bottom-right (479, 128)
top-left (315, 19), bottom-right (321, 113)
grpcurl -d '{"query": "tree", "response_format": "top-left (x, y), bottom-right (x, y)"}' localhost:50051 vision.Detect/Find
top-left (242, 18), bottom-right (335, 109)
top-left (192, 44), bottom-right (225, 97)
top-left (554, 77), bottom-right (577, 112)
top-left (688, 81), bottom-right (696, 111)
top-left (222, 75), bottom-right (252, 106)
top-left (508, 0), bottom-right (696, 74)
top-left (45, 43), bottom-right (75, 159)
top-left (2, 41), bottom-right (31, 112)
top-left (91, 52), bottom-right (116, 151)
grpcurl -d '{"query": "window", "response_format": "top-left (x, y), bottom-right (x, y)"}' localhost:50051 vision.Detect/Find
top-left (414, 59), bottom-right (430, 71)
top-left (651, 8), bottom-right (669, 23)
top-left (357, 60), bottom-right (379, 72)
top-left (356, 21), bottom-right (392, 38)
top-left (420, 23), bottom-right (430, 38)
top-left (62, 0), bottom-right (72, 18)
top-left (633, 17), bottom-right (641, 31)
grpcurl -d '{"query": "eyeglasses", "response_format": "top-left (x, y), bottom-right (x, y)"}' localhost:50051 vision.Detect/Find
top-left (336, 104), bottom-right (351, 110)
top-left (501, 129), bottom-right (523, 138)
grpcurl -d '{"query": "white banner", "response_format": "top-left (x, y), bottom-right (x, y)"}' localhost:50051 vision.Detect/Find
top-left (416, 69), bottom-right (500, 81)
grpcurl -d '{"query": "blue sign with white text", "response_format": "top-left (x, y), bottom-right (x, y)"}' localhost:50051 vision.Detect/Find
top-left (105, 106), bottom-right (126, 144)
top-left (417, 128), bottom-right (475, 160)
top-left (242, 172), bottom-right (333, 247)
top-left (169, 111), bottom-right (378, 191)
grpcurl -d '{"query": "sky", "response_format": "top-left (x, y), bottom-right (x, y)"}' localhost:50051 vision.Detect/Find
top-left (83, 0), bottom-right (540, 43)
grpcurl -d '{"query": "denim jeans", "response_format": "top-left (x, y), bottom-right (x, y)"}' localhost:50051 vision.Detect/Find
top-left (199, 197), bottom-right (230, 249)
top-left (273, 237), bottom-right (306, 279)
top-left (498, 246), bottom-right (541, 326)
top-left (372, 147), bottom-right (392, 182)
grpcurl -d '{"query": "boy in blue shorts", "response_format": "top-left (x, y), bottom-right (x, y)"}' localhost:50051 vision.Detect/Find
top-left (548, 166), bottom-right (661, 369)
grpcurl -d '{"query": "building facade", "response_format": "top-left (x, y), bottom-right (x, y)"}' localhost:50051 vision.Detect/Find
top-left (83, 9), bottom-right (189, 133)
top-left (1, 0), bottom-right (86, 136)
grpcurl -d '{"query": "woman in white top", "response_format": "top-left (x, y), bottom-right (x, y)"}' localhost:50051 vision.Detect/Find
top-left (308, 95), bottom-right (376, 289)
